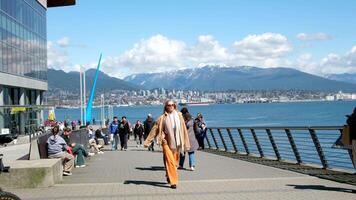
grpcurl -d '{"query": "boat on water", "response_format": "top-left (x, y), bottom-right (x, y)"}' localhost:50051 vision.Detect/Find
top-left (178, 102), bottom-right (211, 106)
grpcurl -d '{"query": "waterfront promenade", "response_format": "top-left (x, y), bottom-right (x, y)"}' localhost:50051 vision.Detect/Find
top-left (5, 141), bottom-right (356, 200)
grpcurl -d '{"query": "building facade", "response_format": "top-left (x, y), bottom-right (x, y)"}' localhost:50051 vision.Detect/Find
top-left (0, 0), bottom-right (74, 136)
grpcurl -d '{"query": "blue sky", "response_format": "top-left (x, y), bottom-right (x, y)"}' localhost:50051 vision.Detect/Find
top-left (47, 0), bottom-right (356, 78)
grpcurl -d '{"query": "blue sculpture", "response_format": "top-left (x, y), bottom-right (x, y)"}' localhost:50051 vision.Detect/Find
top-left (85, 53), bottom-right (102, 124)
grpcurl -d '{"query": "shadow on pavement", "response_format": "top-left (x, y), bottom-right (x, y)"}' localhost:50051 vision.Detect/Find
top-left (124, 180), bottom-right (169, 188)
top-left (287, 184), bottom-right (356, 193)
top-left (135, 166), bottom-right (165, 171)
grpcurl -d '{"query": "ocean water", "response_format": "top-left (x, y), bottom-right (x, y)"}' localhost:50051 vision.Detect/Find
top-left (48, 101), bottom-right (356, 127)
top-left (46, 101), bottom-right (356, 171)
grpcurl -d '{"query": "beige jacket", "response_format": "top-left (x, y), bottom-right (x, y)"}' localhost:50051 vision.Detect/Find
top-left (144, 111), bottom-right (190, 152)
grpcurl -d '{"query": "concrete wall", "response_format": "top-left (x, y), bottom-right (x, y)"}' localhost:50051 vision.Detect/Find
top-left (0, 159), bottom-right (63, 188)
top-left (0, 72), bottom-right (47, 91)
top-left (37, 0), bottom-right (47, 8)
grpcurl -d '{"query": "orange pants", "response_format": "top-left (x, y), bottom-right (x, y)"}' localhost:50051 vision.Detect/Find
top-left (162, 143), bottom-right (179, 186)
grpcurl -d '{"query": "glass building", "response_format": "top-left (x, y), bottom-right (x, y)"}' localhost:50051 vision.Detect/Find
top-left (0, 0), bottom-right (74, 136)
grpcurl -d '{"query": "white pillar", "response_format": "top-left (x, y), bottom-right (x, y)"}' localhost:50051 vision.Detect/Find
top-left (36, 90), bottom-right (43, 126)
top-left (80, 68), bottom-right (83, 124)
top-left (83, 70), bottom-right (86, 125)
top-left (101, 94), bottom-right (104, 127)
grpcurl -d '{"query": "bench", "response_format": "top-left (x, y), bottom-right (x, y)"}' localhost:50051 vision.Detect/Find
top-left (0, 159), bottom-right (63, 188)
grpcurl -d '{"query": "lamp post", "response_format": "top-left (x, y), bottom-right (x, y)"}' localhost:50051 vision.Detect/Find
top-left (101, 94), bottom-right (104, 127)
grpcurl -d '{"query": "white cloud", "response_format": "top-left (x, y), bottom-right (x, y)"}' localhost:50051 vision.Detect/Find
top-left (102, 35), bottom-right (186, 77)
top-left (233, 33), bottom-right (292, 60)
top-left (319, 45), bottom-right (356, 74)
top-left (47, 41), bottom-right (72, 71)
top-left (50, 33), bottom-right (356, 78)
top-left (297, 32), bottom-right (331, 41)
top-left (57, 37), bottom-right (71, 47)
top-left (187, 35), bottom-right (230, 64)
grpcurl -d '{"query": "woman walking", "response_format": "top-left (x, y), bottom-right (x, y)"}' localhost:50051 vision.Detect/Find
top-left (134, 120), bottom-right (144, 147)
top-left (144, 100), bottom-right (190, 189)
top-left (179, 111), bottom-right (199, 171)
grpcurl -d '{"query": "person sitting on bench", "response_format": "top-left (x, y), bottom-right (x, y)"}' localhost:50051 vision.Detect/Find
top-left (47, 126), bottom-right (74, 176)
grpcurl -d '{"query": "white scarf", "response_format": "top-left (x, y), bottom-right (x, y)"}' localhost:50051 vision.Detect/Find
top-left (168, 110), bottom-right (182, 147)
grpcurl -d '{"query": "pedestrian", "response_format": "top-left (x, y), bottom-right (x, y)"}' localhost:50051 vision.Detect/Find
top-left (134, 120), bottom-right (144, 147)
top-left (197, 123), bottom-right (207, 149)
top-left (144, 100), bottom-right (190, 189)
top-left (144, 114), bottom-right (155, 151)
top-left (119, 116), bottom-right (130, 150)
top-left (47, 126), bottom-right (74, 176)
top-left (194, 113), bottom-right (206, 149)
top-left (179, 109), bottom-right (199, 171)
top-left (346, 107), bottom-right (356, 169)
top-left (109, 117), bottom-right (120, 151)
top-left (71, 120), bottom-right (76, 130)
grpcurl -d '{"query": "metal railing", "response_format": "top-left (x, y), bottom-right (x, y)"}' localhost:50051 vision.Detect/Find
top-left (206, 126), bottom-right (354, 171)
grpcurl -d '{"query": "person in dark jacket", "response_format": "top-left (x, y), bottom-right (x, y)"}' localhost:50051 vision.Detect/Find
top-left (347, 107), bottom-right (356, 169)
top-left (144, 114), bottom-right (155, 151)
top-left (61, 127), bottom-right (71, 146)
top-left (196, 123), bottom-right (207, 150)
top-left (194, 113), bottom-right (206, 149)
top-left (134, 120), bottom-right (144, 147)
top-left (119, 116), bottom-right (130, 150)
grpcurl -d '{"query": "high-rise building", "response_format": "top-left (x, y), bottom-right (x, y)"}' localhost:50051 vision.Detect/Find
top-left (0, 0), bottom-right (74, 136)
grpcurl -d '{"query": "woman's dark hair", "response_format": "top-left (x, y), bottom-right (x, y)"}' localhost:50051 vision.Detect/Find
top-left (180, 107), bottom-right (189, 115)
top-left (183, 113), bottom-right (192, 121)
top-left (52, 126), bottom-right (60, 135)
top-left (95, 129), bottom-right (101, 136)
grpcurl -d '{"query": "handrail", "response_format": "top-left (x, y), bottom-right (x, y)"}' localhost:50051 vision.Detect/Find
top-left (208, 126), bottom-right (343, 130)
top-left (206, 125), bottom-right (354, 172)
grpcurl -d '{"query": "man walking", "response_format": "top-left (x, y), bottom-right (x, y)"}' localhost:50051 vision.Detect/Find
top-left (109, 117), bottom-right (120, 151)
top-left (144, 114), bottom-right (155, 151)
top-left (119, 116), bottom-right (130, 150)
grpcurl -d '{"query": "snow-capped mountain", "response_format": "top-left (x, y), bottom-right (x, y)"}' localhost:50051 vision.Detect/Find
top-left (124, 66), bottom-right (356, 92)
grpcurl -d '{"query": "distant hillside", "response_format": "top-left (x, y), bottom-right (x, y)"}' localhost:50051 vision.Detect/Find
top-left (48, 68), bottom-right (139, 92)
top-left (326, 73), bottom-right (356, 84)
top-left (124, 66), bottom-right (356, 92)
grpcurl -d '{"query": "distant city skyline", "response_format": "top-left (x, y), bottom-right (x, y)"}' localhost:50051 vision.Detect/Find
top-left (47, 0), bottom-right (356, 78)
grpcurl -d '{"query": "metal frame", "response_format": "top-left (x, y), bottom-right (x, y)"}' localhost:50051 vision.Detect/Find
top-left (205, 126), bottom-right (351, 171)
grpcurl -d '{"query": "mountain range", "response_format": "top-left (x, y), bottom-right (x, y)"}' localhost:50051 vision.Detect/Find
top-left (326, 73), bottom-right (356, 84)
top-left (47, 68), bottom-right (138, 92)
top-left (48, 66), bottom-right (356, 92)
top-left (124, 66), bottom-right (356, 92)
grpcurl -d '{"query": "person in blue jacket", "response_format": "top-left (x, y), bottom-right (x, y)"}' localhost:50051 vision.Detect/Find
top-left (109, 116), bottom-right (120, 151)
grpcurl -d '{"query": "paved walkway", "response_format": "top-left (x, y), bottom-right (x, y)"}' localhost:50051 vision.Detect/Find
top-left (6, 141), bottom-right (356, 200)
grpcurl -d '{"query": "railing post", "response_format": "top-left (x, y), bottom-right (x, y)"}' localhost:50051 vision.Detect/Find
top-left (226, 128), bottom-right (238, 153)
top-left (217, 128), bottom-right (228, 151)
top-left (285, 129), bottom-right (302, 164)
top-left (209, 128), bottom-right (219, 149)
top-left (309, 129), bottom-right (328, 169)
top-left (237, 129), bottom-right (250, 155)
top-left (250, 129), bottom-right (264, 158)
top-left (266, 129), bottom-right (281, 161)
top-left (205, 131), bottom-right (212, 149)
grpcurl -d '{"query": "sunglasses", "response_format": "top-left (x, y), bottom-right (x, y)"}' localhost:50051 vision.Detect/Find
top-left (166, 104), bottom-right (175, 107)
